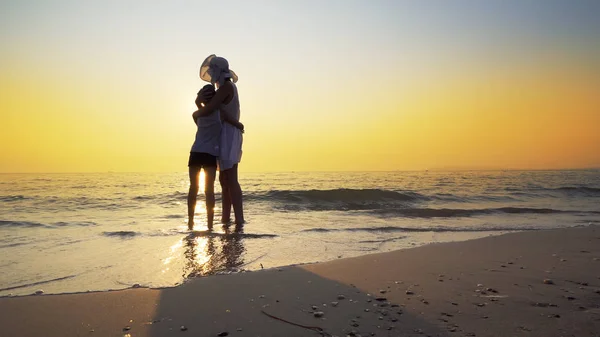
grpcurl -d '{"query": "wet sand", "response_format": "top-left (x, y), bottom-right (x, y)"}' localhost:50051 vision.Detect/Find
top-left (0, 225), bottom-right (598, 336)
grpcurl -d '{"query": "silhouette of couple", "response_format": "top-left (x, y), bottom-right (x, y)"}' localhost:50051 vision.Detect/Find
top-left (187, 55), bottom-right (244, 230)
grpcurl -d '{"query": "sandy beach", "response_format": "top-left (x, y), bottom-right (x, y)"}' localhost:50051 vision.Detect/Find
top-left (1, 225), bottom-right (598, 337)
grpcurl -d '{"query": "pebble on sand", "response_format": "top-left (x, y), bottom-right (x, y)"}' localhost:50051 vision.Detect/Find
top-left (34, 290), bottom-right (44, 295)
top-left (337, 295), bottom-right (346, 300)
top-left (217, 332), bottom-right (229, 337)
top-left (405, 290), bottom-right (414, 295)
top-left (543, 279), bottom-right (555, 285)
top-left (313, 311), bottom-right (325, 318)
top-left (180, 325), bottom-right (187, 331)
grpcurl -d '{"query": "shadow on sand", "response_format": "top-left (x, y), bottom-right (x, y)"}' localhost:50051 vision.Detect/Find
top-left (148, 226), bottom-right (449, 337)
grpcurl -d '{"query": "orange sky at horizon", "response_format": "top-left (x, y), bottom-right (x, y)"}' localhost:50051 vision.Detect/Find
top-left (1, 1), bottom-right (599, 173)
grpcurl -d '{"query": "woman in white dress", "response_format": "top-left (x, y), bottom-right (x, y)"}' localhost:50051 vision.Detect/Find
top-left (193, 55), bottom-right (245, 225)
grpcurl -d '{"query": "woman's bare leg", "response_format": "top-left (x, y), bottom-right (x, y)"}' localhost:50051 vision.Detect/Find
top-left (187, 166), bottom-right (201, 230)
top-left (226, 164), bottom-right (244, 225)
top-left (204, 166), bottom-right (217, 229)
top-left (219, 169), bottom-right (232, 224)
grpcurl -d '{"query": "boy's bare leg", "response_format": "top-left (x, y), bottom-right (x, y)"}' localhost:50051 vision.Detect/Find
top-left (204, 166), bottom-right (217, 229)
top-left (187, 167), bottom-right (201, 230)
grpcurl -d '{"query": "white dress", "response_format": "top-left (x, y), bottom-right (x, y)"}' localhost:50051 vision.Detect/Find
top-left (218, 83), bottom-right (243, 171)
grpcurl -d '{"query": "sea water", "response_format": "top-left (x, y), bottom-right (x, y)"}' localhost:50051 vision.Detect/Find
top-left (1, 170), bottom-right (599, 296)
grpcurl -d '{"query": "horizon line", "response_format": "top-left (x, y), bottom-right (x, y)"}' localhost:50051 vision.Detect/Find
top-left (1, 167), bottom-right (599, 174)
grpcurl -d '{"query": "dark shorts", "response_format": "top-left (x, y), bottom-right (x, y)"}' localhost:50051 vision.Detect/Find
top-left (188, 152), bottom-right (217, 168)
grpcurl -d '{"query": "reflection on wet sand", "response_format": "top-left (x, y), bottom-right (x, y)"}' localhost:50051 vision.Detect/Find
top-left (183, 225), bottom-right (245, 278)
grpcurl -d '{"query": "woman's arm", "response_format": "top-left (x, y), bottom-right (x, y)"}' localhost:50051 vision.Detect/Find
top-left (222, 115), bottom-right (244, 132)
top-left (192, 83), bottom-right (232, 119)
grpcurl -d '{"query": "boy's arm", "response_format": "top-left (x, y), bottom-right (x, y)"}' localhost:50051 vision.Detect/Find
top-left (192, 83), bottom-right (231, 119)
top-left (192, 87), bottom-right (216, 123)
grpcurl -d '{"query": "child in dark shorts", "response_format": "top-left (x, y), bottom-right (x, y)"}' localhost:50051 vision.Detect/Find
top-left (187, 84), bottom-right (220, 230)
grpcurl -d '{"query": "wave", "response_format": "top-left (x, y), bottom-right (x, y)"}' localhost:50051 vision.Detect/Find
top-left (358, 236), bottom-right (407, 244)
top-left (53, 221), bottom-right (97, 227)
top-left (0, 274), bottom-right (78, 292)
top-left (133, 191), bottom-right (187, 203)
top-left (245, 188), bottom-right (427, 211)
top-left (554, 186), bottom-right (600, 195)
top-left (257, 189), bottom-right (424, 202)
top-left (0, 220), bottom-right (99, 229)
top-left (368, 207), bottom-right (586, 218)
top-left (302, 226), bottom-right (540, 234)
top-left (101, 229), bottom-right (276, 239)
top-left (102, 231), bottom-right (139, 238)
top-left (186, 231), bottom-right (278, 239)
top-left (0, 220), bottom-right (49, 228)
top-left (505, 186), bottom-right (600, 197)
top-left (432, 193), bottom-right (519, 202)
top-left (162, 214), bottom-right (185, 219)
top-left (130, 189), bottom-right (426, 208)
top-left (0, 195), bottom-right (28, 202)
top-left (0, 242), bottom-right (29, 249)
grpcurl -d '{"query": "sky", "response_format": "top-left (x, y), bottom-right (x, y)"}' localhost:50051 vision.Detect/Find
top-left (1, 0), bottom-right (599, 172)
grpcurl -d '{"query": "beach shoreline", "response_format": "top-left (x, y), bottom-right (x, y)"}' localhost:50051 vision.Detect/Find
top-left (1, 225), bottom-right (598, 336)
top-left (1, 229), bottom-right (518, 299)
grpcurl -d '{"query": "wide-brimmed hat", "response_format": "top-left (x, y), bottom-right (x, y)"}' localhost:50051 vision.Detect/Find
top-left (199, 54), bottom-right (238, 84)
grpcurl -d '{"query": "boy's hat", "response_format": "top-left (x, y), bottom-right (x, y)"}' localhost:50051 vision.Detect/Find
top-left (200, 54), bottom-right (238, 84)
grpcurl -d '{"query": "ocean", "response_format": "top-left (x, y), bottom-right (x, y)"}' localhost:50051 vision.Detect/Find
top-left (1, 170), bottom-right (599, 296)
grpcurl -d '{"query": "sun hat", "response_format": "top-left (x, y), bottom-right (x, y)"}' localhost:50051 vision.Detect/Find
top-left (199, 54), bottom-right (238, 86)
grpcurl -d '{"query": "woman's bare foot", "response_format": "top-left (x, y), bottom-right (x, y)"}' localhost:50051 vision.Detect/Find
top-left (187, 221), bottom-right (194, 231)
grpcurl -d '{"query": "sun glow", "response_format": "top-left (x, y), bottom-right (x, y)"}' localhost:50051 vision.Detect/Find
top-left (1, 1), bottom-right (599, 172)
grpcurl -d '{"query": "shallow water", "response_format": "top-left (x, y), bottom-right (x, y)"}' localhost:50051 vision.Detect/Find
top-left (1, 170), bottom-right (599, 296)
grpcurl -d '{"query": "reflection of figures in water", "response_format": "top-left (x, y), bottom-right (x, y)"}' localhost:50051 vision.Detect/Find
top-left (183, 225), bottom-right (245, 278)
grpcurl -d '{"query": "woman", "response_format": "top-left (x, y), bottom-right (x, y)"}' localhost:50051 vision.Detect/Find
top-left (193, 55), bottom-right (245, 225)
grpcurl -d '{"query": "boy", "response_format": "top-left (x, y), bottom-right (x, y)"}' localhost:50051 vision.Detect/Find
top-left (187, 84), bottom-right (221, 230)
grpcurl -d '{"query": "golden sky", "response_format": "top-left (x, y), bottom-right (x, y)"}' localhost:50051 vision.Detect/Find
top-left (1, 1), bottom-right (599, 172)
